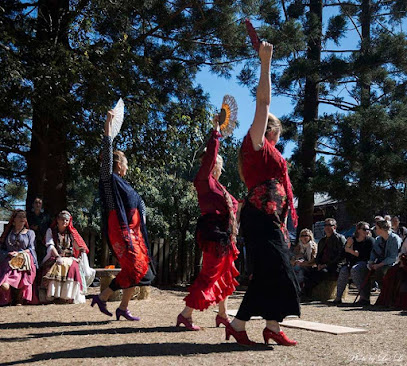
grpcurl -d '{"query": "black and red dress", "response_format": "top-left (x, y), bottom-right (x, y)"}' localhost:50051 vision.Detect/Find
top-left (235, 132), bottom-right (300, 322)
top-left (99, 136), bottom-right (154, 290)
top-left (183, 130), bottom-right (239, 310)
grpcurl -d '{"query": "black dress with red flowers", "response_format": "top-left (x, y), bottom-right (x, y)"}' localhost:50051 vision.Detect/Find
top-left (235, 132), bottom-right (300, 322)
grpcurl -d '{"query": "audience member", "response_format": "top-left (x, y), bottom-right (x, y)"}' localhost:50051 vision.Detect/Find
top-left (291, 228), bottom-right (317, 287)
top-left (303, 218), bottom-right (345, 296)
top-left (0, 210), bottom-right (37, 305)
top-left (358, 219), bottom-right (401, 306)
top-left (27, 197), bottom-right (51, 263)
top-left (333, 222), bottom-right (374, 304)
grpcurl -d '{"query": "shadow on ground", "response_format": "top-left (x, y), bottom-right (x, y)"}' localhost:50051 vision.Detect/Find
top-left (0, 320), bottom-right (111, 330)
top-left (2, 342), bottom-right (273, 365)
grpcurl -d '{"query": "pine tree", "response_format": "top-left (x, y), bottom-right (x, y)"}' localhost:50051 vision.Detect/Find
top-left (0, 0), bottom-right (250, 215)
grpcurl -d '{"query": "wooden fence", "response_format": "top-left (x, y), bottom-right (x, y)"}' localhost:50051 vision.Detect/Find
top-left (82, 229), bottom-right (247, 286)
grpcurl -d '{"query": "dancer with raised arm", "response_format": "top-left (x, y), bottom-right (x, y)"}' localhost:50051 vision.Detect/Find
top-left (92, 109), bottom-right (154, 320)
top-left (176, 115), bottom-right (239, 331)
top-left (226, 41), bottom-right (300, 346)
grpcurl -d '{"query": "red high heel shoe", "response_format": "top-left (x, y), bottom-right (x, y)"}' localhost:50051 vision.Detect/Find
top-left (263, 328), bottom-right (297, 346)
top-left (176, 314), bottom-right (200, 331)
top-left (225, 324), bottom-right (256, 346)
top-left (215, 315), bottom-right (230, 327)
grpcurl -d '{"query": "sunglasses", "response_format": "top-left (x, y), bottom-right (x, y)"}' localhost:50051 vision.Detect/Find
top-left (361, 228), bottom-right (370, 231)
top-left (324, 224), bottom-right (335, 227)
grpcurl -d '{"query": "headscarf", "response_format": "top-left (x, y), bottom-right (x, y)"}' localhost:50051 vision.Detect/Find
top-left (50, 210), bottom-right (89, 258)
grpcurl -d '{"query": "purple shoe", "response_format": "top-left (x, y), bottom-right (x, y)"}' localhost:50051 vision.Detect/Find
top-left (91, 295), bottom-right (113, 317)
top-left (116, 308), bottom-right (140, 321)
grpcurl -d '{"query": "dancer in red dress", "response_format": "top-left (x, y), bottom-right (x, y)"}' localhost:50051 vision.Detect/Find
top-left (226, 42), bottom-right (300, 346)
top-left (176, 116), bottom-right (239, 330)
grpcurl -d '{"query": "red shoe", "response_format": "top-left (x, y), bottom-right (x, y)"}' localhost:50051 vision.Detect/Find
top-left (263, 328), bottom-right (297, 346)
top-left (225, 324), bottom-right (256, 346)
top-left (215, 315), bottom-right (230, 327)
top-left (176, 314), bottom-right (200, 331)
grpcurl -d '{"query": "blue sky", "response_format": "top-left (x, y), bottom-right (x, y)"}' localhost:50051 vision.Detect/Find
top-left (195, 64), bottom-right (297, 158)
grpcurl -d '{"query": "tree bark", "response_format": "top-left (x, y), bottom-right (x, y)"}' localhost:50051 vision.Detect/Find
top-left (297, 0), bottom-right (322, 234)
top-left (357, 0), bottom-right (373, 218)
top-left (26, 0), bottom-right (70, 217)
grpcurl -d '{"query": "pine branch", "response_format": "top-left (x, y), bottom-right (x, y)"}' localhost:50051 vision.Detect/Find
top-left (324, 2), bottom-right (358, 6)
top-left (318, 140), bottom-right (339, 152)
top-left (338, 0), bottom-right (363, 40)
top-left (281, 0), bottom-right (289, 21)
top-left (135, 2), bottom-right (194, 44)
top-left (319, 97), bottom-right (357, 111)
top-left (0, 145), bottom-right (28, 158)
top-left (168, 56), bottom-right (251, 66)
top-left (322, 49), bottom-right (359, 53)
top-left (316, 149), bottom-right (342, 156)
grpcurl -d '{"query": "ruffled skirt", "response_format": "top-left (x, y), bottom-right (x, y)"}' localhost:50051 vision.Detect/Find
top-left (184, 240), bottom-right (240, 311)
top-left (41, 257), bottom-right (83, 302)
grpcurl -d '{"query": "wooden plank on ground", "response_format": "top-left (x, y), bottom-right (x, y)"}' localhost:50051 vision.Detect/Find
top-left (224, 310), bottom-right (367, 334)
top-left (280, 319), bottom-right (367, 334)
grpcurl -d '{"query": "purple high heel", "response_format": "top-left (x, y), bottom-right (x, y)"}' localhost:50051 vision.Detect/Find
top-left (90, 295), bottom-right (113, 317)
top-left (116, 308), bottom-right (140, 321)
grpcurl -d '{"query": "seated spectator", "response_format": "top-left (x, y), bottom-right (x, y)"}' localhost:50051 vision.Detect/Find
top-left (391, 216), bottom-right (407, 246)
top-left (357, 219), bottom-right (401, 306)
top-left (40, 210), bottom-right (94, 303)
top-left (0, 210), bottom-right (38, 305)
top-left (370, 215), bottom-right (384, 238)
top-left (27, 197), bottom-right (51, 263)
top-left (333, 222), bottom-right (374, 304)
top-left (290, 228), bottom-right (317, 287)
top-left (376, 233), bottom-right (407, 309)
top-left (303, 218), bottom-right (345, 296)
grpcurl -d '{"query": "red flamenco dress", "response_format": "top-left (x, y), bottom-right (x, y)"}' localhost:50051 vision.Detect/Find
top-left (184, 130), bottom-right (240, 310)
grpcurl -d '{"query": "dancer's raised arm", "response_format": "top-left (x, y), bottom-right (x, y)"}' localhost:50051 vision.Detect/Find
top-left (100, 110), bottom-right (114, 182)
top-left (195, 115), bottom-right (221, 181)
top-left (249, 41), bottom-right (273, 151)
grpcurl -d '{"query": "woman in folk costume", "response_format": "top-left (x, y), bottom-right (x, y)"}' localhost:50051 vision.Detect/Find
top-left (226, 41), bottom-right (300, 346)
top-left (176, 115), bottom-right (239, 331)
top-left (92, 108), bottom-right (154, 321)
top-left (40, 210), bottom-right (92, 303)
top-left (0, 209), bottom-right (37, 305)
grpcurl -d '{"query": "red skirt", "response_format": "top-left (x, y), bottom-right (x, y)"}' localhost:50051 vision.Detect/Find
top-left (184, 241), bottom-right (239, 311)
top-left (108, 209), bottom-right (149, 289)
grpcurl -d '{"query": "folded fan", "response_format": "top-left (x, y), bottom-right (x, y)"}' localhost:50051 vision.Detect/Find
top-left (111, 98), bottom-right (125, 139)
top-left (245, 18), bottom-right (260, 52)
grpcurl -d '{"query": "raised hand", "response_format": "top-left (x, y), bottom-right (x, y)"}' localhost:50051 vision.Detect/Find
top-left (212, 114), bottom-right (220, 132)
top-left (104, 110), bottom-right (114, 137)
top-left (259, 41), bottom-right (273, 63)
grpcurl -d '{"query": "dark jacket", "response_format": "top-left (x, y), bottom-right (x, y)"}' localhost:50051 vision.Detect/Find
top-left (316, 232), bottom-right (346, 270)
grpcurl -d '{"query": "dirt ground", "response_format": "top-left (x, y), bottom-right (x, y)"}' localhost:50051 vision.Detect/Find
top-left (0, 287), bottom-right (405, 366)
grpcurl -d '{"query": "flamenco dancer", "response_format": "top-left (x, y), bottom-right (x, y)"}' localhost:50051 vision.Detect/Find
top-left (226, 41), bottom-right (300, 346)
top-left (176, 115), bottom-right (239, 330)
top-left (91, 109), bottom-right (154, 320)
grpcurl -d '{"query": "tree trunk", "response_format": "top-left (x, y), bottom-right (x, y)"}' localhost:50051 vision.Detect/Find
top-left (358, 0), bottom-right (373, 218)
top-left (297, 0), bottom-right (322, 234)
top-left (26, 0), bottom-right (70, 217)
